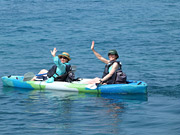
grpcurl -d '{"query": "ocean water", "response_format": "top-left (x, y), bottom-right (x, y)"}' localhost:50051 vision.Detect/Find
top-left (0, 0), bottom-right (180, 135)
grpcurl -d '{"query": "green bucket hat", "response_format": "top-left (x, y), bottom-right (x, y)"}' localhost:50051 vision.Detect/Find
top-left (108, 49), bottom-right (119, 59)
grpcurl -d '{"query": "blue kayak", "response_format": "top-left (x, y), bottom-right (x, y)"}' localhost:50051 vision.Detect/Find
top-left (1, 76), bottom-right (147, 94)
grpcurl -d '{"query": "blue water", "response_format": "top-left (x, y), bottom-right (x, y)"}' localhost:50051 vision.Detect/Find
top-left (0, 0), bottom-right (180, 134)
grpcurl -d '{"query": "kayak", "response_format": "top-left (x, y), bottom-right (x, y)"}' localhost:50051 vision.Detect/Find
top-left (1, 76), bottom-right (147, 94)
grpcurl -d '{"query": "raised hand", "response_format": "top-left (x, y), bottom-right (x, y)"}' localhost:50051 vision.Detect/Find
top-left (91, 41), bottom-right (95, 50)
top-left (51, 48), bottom-right (57, 57)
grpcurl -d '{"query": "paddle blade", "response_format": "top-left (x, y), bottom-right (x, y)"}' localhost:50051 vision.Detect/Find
top-left (23, 72), bottom-right (35, 81)
top-left (71, 65), bottom-right (76, 72)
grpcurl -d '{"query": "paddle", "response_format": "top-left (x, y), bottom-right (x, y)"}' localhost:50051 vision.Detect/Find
top-left (23, 72), bottom-right (35, 81)
top-left (71, 65), bottom-right (76, 73)
top-left (23, 72), bottom-right (48, 81)
top-left (36, 73), bottom-right (47, 76)
top-left (86, 83), bottom-right (101, 90)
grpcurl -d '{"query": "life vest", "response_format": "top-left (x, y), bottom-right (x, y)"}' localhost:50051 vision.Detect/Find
top-left (102, 61), bottom-right (127, 84)
top-left (47, 64), bottom-right (75, 82)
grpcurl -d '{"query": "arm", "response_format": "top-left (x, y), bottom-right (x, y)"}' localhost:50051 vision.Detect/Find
top-left (91, 41), bottom-right (109, 64)
top-left (101, 62), bottom-right (119, 82)
top-left (51, 48), bottom-right (57, 57)
top-left (50, 48), bottom-right (66, 68)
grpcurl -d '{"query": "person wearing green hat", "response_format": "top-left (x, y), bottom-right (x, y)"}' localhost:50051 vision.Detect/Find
top-left (86, 41), bottom-right (125, 84)
top-left (31, 48), bottom-right (72, 82)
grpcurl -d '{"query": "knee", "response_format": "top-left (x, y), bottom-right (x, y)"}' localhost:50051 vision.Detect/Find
top-left (39, 69), bottom-right (48, 74)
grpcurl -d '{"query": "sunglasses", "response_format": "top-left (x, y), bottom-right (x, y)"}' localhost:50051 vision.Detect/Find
top-left (60, 56), bottom-right (68, 59)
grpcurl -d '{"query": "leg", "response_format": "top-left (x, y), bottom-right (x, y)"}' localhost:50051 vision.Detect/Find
top-left (38, 69), bottom-right (48, 75)
top-left (31, 69), bottom-right (48, 81)
top-left (85, 77), bottom-right (100, 84)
